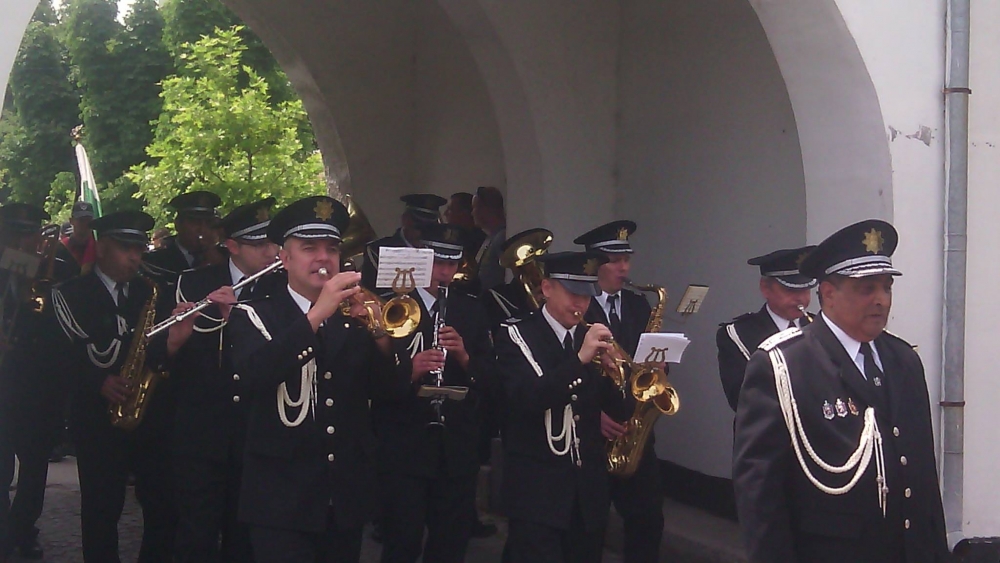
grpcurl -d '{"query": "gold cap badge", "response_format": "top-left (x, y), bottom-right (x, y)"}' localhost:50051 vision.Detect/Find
top-left (583, 258), bottom-right (600, 276)
top-left (862, 229), bottom-right (884, 254)
top-left (314, 200), bottom-right (334, 221)
top-left (256, 207), bottom-right (270, 222)
top-left (617, 227), bottom-right (629, 241)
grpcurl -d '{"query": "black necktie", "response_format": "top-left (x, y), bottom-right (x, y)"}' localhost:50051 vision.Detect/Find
top-left (115, 283), bottom-right (127, 310)
top-left (235, 276), bottom-right (247, 299)
top-left (860, 342), bottom-right (884, 388)
top-left (608, 294), bottom-right (621, 335)
top-left (787, 320), bottom-right (796, 330)
top-left (563, 331), bottom-right (574, 353)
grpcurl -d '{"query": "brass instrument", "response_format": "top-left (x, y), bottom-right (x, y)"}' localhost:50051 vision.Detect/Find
top-left (573, 311), bottom-right (629, 390)
top-left (109, 276), bottom-right (168, 431)
top-left (606, 281), bottom-right (680, 477)
top-left (499, 229), bottom-right (553, 309)
top-left (28, 224), bottom-right (61, 313)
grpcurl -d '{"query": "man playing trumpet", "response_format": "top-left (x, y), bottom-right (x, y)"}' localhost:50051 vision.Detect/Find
top-left (495, 251), bottom-right (630, 563)
top-left (227, 196), bottom-right (406, 563)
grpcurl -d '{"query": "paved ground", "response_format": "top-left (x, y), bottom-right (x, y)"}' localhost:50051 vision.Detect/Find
top-left (12, 457), bottom-right (743, 562)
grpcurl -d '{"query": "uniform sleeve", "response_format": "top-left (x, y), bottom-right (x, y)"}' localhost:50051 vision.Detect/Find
top-left (495, 324), bottom-right (593, 413)
top-left (463, 298), bottom-right (496, 391)
top-left (364, 329), bottom-right (407, 401)
top-left (732, 348), bottom-right (796, 563)
top-left (228, 306), bottom-right (320, 390)
top-left (717, 325), bottom-right (749, 412)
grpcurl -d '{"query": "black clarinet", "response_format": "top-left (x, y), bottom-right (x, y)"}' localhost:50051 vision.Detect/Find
top-left (428, 285), bottom-right (449, 427)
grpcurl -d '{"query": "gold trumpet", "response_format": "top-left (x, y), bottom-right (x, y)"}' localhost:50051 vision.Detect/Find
top-left (325, 268), bottom-right (422, 339)
top-left (573, 311), bottom-right (628, 390)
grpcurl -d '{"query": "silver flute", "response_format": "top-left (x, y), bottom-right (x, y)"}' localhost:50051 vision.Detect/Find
top-left (146, 260), bottom-right (284, 337)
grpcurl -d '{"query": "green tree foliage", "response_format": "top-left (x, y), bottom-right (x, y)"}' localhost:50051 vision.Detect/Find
top-left (128, 27), bottom-right (324, 226)
top-left (46, 170), bottom-right (77, 223)
top-left (0, 0), bottom-right (80, 207)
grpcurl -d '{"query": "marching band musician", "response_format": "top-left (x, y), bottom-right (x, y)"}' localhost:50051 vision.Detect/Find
top-left (482, 228), bottom-right (552, 330)
top-left (226, 196), bottom-right (404, 563)
top-left (51, 211), bottom-right (177, 563)
top-left (495, 251), bottom-right (630, 563)
top-left (374, 223), bottom-right (494, 563)
top-left (166, 197), bottom-right (278, 563)
top-left (716, 246), bottom-right (816, 412)
top-left (733, 220), bottom-right (948, 562)
top-left (0, 204), bottom-right (71, 561)
top-left (144, 191), bottom-right (222, 284)
top-left (574, 220), bottom-right (663, 563)
top-left (361, 194), bottom-right (445, 296)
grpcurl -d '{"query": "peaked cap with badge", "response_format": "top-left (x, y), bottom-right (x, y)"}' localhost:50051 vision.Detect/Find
top-left (222, 197), bottom-right (276, 242)
top-left (92, 211), bottom-right (155, 246)
top-left (169, 191), bottom-right (222, 220)
top-left (747, 245), bottom-right (818, 289)
top-left (400, 193), bottom-right (447, 224)
top-left (0, 203), bottom-right (49, 234)
top-left (573, 220), bottom-right (637, 254)
top-left (419, 222), bottom-right (465, 261)
top-left (800, 219), bottom-right (901, 279)
top-left (536, 251), bottom-right (608, 297)
top-left (266, 196), bottom-right (349, 245)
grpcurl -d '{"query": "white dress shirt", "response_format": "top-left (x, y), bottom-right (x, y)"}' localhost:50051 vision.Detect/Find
top-left (766, 304), bottom-right (800, 331)
top-left (594, 291), bottom-right (623, 323)
top-left (229, 259), bottom-right (249, 298)
top-left (822, 312), bottom-right (884, 379)
top-left (94, 266), bottom-right (127, 305)
top-left (541, 304), bottom-right (578, 348)
top-left (287, 285), bottom-right (312, 315)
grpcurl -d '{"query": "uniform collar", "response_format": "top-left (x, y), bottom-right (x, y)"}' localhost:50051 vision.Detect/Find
top-left (93, 265), bottom-right (125, 302)
top-left (229, 258), bottom-right (248, 286)
top-left (287, 284), bottom-right (312, 315)
top-left (417, 287), bottom-right (437, 312)
top-left (541, 304), bottom-right (577, 345)
top-left (176, 240), bottom-right (195, 267)
top-left (766, 304), bottom-right (799, 330)
top-left (595, 290), bottom-right (622, 319)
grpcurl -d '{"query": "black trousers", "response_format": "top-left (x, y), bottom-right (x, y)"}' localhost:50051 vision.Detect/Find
top-left (174, 446), bottom-right (252, 563)
top-left (0, 420), bottom-right (54, 555)
top-left (609, 448), bottom-right (664, 563)
top-left (505, 499), bottom-right (605, 563)
top-left (250, 510), bottom-right (362, 563)
top-left (75, 426), bottom-right (176, 563)
top-left (379, 470), bottom-right (477, 563)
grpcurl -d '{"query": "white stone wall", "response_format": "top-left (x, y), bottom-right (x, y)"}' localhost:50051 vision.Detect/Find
top-left (0, 0), bottom-right (36, 106)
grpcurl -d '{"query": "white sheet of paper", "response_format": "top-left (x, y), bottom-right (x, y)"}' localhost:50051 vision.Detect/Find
top-left (376, 247), bottom-right (434, 289)
top-left (635, 332), bottom-right (690, 364)
top-left (0, 248), bottom-right (40, 278)
top-left (675, 284), bottom-right (709, 314)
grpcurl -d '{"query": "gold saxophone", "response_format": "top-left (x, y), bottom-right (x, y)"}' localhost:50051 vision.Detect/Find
top-left (606, 282), bottom-right (680, 477)
top-left (109, 277), bottom-right (168, 431)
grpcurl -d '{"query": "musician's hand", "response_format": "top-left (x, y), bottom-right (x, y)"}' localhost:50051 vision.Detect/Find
top-left (578, 323), bottom-right (612, 364)
top-left (101, 375), bottom-right (131, 406)
top-left (309, 272), bottom-right (362, 330)
top-left (438, 326), bottom-right (469, 369)
top-left (600, 411), bottom-right (627, 440)
top-left (166, 302), bottom-right (199, 357)
top-left (207, 286), bottom-right (237, 322)
top-left (348, 292), bottom-right (381, 321)
top-left (410, 349), bottom-right (445, 382)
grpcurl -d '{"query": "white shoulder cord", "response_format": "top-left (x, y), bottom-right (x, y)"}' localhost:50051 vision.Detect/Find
top-left (408, 332), bottom-right (425, 359)
top-left (176, 275), bottom-right (225, 333)
top-left (769, 346), bottom-right (888, 515)
top-left (233, 304), bottom-right (271, 341)
top-left (490, 289), bottom-right (514, 319)
top-left (52, 288), bottom-right (124, 369)
top-left (727, 323), bottom-right (751, 360)
top-left (507, 324), bottom-right (581, 465)
top-left (278, 358), bottom-right (317, 427)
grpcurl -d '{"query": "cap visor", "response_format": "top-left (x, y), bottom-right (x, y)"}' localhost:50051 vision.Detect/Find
top-left (557, 279), bottom-right (601, 297)
top-left (838, 265), bottom-right (903, 278)
top-left (105, 234), bottom-right (149, 246)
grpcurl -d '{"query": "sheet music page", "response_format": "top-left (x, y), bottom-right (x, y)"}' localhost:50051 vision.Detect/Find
top-left (635, 332), bottom-right (691, 364)
top-left (376, 247), bottom-right (434, 289)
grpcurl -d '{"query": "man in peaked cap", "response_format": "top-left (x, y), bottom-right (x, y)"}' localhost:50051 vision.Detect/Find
top-left (574, 220), bottom-right (663, 563)
top-left (373, 222), bottom-right (494, 563)
top-left (144, 191), bottom-right (222, 283)
top-left (733, 220), bottom-right (948, 563)
top-left (361, 193), bottom-right (446, 296)
top-left (166, 197), bottom-right (279, 563)
top-left (495, 250), bottom-right (630, 563)
top-left (226, 195), bottom-right (407, 563)
top-left (50, 210), bottom-right (178, 562)
top-left (0, 203), bottom-right (68, 560)
top-left (716, 245), bottom-right (817, 412)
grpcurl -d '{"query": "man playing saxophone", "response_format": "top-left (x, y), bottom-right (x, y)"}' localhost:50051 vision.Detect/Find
top-left (165, 197), bottom-right (279, 563)
top-left (574, 220), bottom-right (665, 563)
top-left (373, 223), bottom-right (494, 563)
top-left (50, 211), bottom-right (177, 562)
top-left (226, 196), bottom-right (405, 563)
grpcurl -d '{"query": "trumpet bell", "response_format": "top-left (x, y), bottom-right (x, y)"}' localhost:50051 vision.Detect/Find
top-left (383, 294), bottom-right (422, 338)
